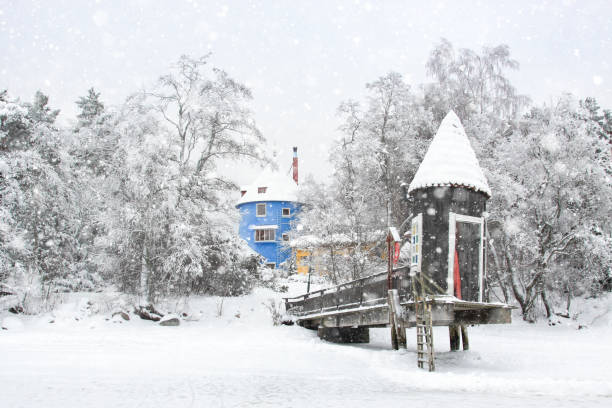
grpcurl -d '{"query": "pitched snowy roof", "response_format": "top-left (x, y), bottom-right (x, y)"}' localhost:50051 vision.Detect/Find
top-left (408, 111), bottom-right (491, 197)
top-left (236, 167), bottom-right (299, 206)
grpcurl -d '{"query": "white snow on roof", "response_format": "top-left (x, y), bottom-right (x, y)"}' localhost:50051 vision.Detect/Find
top-left (236, 167), bottom-right (299, 206)
top-left (408, 111), bottom-right (491, 197)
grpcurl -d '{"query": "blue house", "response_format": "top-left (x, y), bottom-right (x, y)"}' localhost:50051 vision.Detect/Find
top-left (236, 148), bottom-right (301, 269)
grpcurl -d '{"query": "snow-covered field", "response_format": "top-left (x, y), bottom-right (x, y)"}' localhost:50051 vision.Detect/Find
top-left (1, 286), bottom-right (611, 408)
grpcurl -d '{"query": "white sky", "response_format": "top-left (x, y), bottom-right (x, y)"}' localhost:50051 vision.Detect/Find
top-left (2, 0), bottom-right (611, 184)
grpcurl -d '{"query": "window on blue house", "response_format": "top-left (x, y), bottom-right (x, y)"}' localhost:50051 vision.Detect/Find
top-left (256, 203), bottom-right (266, 217)
top-left (255, 229), bottom-right (275, 242)
top-left (282, 208), bottom-right (291, 217)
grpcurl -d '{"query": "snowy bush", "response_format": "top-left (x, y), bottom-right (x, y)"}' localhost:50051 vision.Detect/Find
top-left (262, 298), bottom-right (287, 326)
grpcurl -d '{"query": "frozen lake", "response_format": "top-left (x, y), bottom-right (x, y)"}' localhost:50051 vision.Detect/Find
top-left (1, 292), bottom-right (610, 407)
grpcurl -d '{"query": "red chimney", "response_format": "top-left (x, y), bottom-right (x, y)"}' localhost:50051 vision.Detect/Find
top-left (292, 147), bottom-right (298, 184)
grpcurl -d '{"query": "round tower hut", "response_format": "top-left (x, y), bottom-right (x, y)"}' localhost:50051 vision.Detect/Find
top-left (236, 148), bottom-right (301, 269)
top-left (407, 111), bottom-right (491, 303)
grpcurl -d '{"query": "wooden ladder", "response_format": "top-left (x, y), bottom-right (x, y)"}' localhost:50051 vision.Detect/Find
top-left (414, 274), bottom-right (435, 371)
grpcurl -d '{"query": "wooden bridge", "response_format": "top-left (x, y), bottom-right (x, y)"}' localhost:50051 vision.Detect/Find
top-left (284, 265), bottom-right (512, 371)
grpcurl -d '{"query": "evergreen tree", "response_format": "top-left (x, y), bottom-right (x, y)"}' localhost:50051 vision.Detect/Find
top-left (75, 87), bottom-right (106, 128)
top-left (26, 91), bottom-right (60, 125)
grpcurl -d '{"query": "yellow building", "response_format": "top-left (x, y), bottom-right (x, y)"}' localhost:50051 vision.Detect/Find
top-left (291, 234), bottom-right (386, 276)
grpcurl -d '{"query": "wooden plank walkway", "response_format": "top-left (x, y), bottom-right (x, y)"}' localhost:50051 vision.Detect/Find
top-left (284, 266), bottom-right (512, 330)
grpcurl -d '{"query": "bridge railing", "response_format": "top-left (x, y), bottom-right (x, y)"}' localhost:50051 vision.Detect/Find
top-left (284, 265), bottom-right (412, 317)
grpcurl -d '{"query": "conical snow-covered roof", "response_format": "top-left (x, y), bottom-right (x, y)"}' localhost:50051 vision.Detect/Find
top-left (236, 167), bottom-right (299, 206)
top-left (408, 111), bottom-right (491, 197)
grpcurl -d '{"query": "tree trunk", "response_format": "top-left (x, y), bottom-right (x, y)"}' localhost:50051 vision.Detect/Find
top-left (541, 287), bottom-right (553, 319)
top-left (504, 249), bottom-right (528, 318)
top-left (565, 283), bottom-right (572, 315)
top-left (329, 246), bottom-right (338, 285)
top-left (140, 245), bottom-right (150, 302)
top-left (487, 228), bottom-right (509, 303)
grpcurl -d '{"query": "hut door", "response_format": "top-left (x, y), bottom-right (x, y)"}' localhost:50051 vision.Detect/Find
top-left (447, 213), bottom-right (484, 302)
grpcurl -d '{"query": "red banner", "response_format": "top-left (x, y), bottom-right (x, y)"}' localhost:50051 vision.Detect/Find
top-left (393, 242), bottom-right (400, 265)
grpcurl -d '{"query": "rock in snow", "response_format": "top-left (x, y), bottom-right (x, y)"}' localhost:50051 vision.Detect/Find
top-left (112, 311), bottom-right (130, 322)
top-left (159, 314), bottom-right (180, 326)
top-left (134, 305), bottom-right (163, 321)
top-left (1, 316), bottom-right (24, 331)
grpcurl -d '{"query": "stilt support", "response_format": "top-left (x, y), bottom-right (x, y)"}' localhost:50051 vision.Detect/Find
top-left (388, 289), bottom-right (406, 350)
top-left (450, 324), bottom-right (470, 351)
top-left (461, 325), bottom-right (469, 350)
top-left (449, 325), bottom-right (461, 351)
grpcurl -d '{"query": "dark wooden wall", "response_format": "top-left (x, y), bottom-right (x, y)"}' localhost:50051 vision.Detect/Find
top-left (409, 186), bottom-right (487, 298)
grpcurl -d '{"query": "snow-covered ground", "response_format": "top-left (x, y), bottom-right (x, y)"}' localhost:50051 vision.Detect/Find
top-left (1, 285), bottom-right (611, 408)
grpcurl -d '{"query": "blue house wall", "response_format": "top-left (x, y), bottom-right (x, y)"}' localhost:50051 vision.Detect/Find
top-left (237, 200), bottom-right (300, 267)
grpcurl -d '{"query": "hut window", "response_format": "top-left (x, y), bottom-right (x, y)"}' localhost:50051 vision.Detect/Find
top-left (282, 233), bottom-right (289, 241)
top-left (282, 208), bottom-right (291, 217)
top-left (258, 187), bottom-right (267, 194)
top-left (265, 262), bottom-right (276, 269)
top-left (255, 229), bottom-right (275, 242)
top-left (256, 203), bottom-right (266, 217)
top-left (411, 213), bottom-right (423, 273)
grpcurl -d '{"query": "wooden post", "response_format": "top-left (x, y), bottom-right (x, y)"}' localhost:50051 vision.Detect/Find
top-left (397, 325), bottom-right (407, 348)
top-left (388, 289), bottom-right (406, 350)
top-left (388, 290), bottom-right (399, 350)
top-left (460, 325), bottom-right (469, 350)
top-left (390, 315), bottom-right (399, 350)
top-left (386, 234), bottom-right (392, 289)
top-left (449, 325), bottom-right (460, 351)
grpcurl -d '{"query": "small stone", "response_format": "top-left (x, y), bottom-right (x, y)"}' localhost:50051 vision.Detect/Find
top-left (9, 306), bottom-right (24, 314)
top-left (112, 311), bottom-right (130, 321)
top-left (159, 315), bottom-right (180, 327)
top-left (183, 312), bottom-right (202, 322)
top-left (1, 316), bottom-right (24, 331)
top-left (134, 305), bottom-right (162, 321)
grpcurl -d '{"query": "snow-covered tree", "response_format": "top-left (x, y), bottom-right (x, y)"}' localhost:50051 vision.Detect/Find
top-left (307, 73), bottom-right (435, 282)
top-left (286, 177), bottom-right (348, 283)
top-left (75, 88), bottom-right (106, 128)
top-left (0, 92), bottom-right (97, 307)
top-left (1, 91), bottom-right (31, 152)
top-left (425, 38), bottom-right (529, 121)
top-left (26, 91), bottom-right (60, 126)
top-left (488, 95), bottom-right (612, 320)
top-left (98, 55), bottom-right (268, 301)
